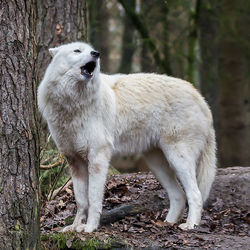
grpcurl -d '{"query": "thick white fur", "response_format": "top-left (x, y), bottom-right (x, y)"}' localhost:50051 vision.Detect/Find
top-left (38, 42), bottom-right (216, 233)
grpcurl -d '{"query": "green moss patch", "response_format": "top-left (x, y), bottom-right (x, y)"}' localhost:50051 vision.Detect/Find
top-left (41, 232), bottom-right (129, 250)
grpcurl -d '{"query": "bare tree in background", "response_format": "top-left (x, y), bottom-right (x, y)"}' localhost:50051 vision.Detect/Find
top-left (0, 0), bottom-right (39, 248)
top-left (199, 0), bottom-right (250, 167)
top-left (119, 0), bottom-right (136, 73)
top-left (198, 0), bottom-right (219, 135)
top-left (88, 0), bottom-right (110, 73)
top-left (217, 0), bottom-right (250, 166)
top-left (140, 0), bottom-right (158, 73)
top-left (118, 0), bottom-right (171, 74)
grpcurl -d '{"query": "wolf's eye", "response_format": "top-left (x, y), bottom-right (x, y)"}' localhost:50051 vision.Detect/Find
top-left (74, 49), bottom-right (81, 53)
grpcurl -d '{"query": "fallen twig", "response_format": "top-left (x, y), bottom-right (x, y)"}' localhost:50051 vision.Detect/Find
top-left (47, 159), bottom-right (67, 201)
top-left (50, 177), bottom-right (72, 200)
top-left (40, 154), bottom-right (63, 169)
top-left (100, 203), bottom-right (145, 225)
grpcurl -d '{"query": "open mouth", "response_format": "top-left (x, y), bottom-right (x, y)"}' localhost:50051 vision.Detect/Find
top-left (80, 61), bottom-right (96, 78)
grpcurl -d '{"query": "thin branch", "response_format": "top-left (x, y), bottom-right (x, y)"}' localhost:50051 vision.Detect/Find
top-left (49, 177), bottom-right (72, 200)
top-left (47, 159), bottom-right (67, 201)
top-left (40, 153), bottom-right (63, 170)
top-left (40, 155), bottom-right (55, 166)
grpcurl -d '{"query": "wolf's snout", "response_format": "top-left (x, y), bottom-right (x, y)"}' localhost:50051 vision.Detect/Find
top-left (91, 50), bottom-right (100, 58)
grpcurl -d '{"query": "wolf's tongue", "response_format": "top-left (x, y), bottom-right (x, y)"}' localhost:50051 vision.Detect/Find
top-left (81, 67), bottom-right (89, 75)
top-left (81, 67), bottom-right (93, 76)
top-left (81, 61), bottom-right (96, 76)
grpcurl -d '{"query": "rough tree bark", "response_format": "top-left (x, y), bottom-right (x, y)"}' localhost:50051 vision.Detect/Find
top-left (36, 0), bottom-right (87, 145)
top-left (217, 0), bottom-right (250, 166)
top-left (36, 0), bottom-right (87, 82)
top-left (0, 0), bottom-right (40, 249)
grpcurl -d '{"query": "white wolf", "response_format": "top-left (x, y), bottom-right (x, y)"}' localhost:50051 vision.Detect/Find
top-left (38, 42), bottom-right (216, 233)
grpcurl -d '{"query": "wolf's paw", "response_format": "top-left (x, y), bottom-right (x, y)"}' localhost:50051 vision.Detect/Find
top-left (60, 224), bottom-right (74, 232)
top-left (84, 224), bottom-right (97, 233)
top-left (60, 223), bottom-right (86, 233)
top-left (178, 222), bottom-right (195, 230)
top-left (163, 219), bottom-right (176, 227)
top-left (75, 224), bottom-right (86, 233)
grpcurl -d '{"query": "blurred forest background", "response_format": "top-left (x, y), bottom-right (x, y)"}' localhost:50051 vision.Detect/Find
top-left (39, 0), bottom-right (250, 169)
top-left (1, 0), bottom-right (250, 248)
top-left (88, 0), bottom-right (250, 169)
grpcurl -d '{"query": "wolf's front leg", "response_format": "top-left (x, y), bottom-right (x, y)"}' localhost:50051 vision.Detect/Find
top-left (84, 149), bottom-right (110, 233)
top-left (62, 156), bottom-right (89, 233)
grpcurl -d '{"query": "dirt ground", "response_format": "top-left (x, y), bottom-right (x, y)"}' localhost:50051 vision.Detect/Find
top-left (41, 167), bottom-right (250, 249)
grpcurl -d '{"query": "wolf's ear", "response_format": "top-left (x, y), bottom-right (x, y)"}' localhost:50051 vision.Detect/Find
top-left (49, 47), bottom-right (59, 57)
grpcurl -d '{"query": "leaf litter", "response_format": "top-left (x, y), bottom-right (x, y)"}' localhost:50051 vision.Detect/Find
top-left (41, 172), bottom-right (250, 249)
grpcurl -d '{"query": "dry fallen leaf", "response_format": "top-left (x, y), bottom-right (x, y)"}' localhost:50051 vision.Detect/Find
top-left (65, 187), bottom-right (73, 195)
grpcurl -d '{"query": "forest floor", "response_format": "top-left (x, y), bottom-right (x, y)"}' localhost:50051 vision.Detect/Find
top-left (41, 167), bottom-right (250, 249)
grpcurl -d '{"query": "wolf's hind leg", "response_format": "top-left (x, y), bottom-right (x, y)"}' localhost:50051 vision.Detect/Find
top-left (62, 156), bottom-right (88, 233)
top-left (161, 143), bottom-right (202, 230)
top-left (144, 149), bottom-right (186, 224)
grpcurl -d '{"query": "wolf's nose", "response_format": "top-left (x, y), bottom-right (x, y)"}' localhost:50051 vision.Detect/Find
top-left (91, 50), bottom-right (100, 58)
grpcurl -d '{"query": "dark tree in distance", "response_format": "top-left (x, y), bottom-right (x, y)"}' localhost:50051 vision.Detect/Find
top-left (187, 0), bottom-right (201, 83)
top-left (118, 0), bottom-right (171, 74)
top-left (140, 0), bottom-right (159, 73)
top-left (217, 0), bottom-right (250, 166)
top-left (0, 0), bottom-right (40, 248)
top-left (88, 0), bottom-right (110, 73)
top-left (198, 0), bottom-right (219, 135)
top-left (119, 0), bottom-right (136, 73)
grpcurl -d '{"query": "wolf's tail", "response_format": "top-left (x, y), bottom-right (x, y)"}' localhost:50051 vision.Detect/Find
top-left (197, 128), bottom-right (217, 203)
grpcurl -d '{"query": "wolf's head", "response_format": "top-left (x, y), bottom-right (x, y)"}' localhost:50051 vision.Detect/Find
top-left (48, 42), bottom-right (100, 83)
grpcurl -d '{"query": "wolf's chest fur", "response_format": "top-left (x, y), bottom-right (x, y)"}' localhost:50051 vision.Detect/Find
top-left (47, 98), bottom-right (107, 157)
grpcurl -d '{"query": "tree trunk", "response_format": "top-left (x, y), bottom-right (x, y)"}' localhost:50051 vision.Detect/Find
top-left (36, 0), bottom-right (87, 83)
top-left (140, 0), bottom-right (162, 73)
top-left (162, 3), bottom-right (172, 76)
top-left (0, 0), bottom-right (40, 249)
top-left (198, 0), bottom-right (219, 138)
top-left (119, 0), bottom-right (136, 73)
top-left (36, 0), bottom-right (87, 145)
top-left (141, 43), bottom-right (155, 72)
top-left (187, 0), bottom-right (200, 84)
top-left (218, 0), bottom-right (250, 166)
top-left (88, 0), bottom-right (110, 73)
